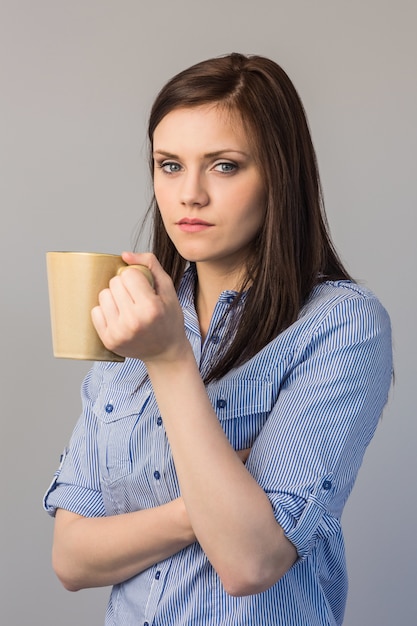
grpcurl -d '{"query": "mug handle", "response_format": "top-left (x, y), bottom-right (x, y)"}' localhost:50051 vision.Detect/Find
top-left (117, 264), bottom-right (154, 288)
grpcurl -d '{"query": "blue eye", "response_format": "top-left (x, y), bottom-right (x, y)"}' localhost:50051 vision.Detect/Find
top-left (159, 161), bottom-right (182, 173)
top-left (214, 162), bottom-right (237, 173)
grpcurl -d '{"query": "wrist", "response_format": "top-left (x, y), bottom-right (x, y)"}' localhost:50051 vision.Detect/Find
top-left (144, 339), bottom-right (196, 375)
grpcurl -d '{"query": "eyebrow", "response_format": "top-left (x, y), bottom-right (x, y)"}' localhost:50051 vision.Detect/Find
top-left (153, 149), bottom-right (250, 159)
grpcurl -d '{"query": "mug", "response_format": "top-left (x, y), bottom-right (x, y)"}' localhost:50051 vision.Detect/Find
top-left (46, 251), bottom-right (153, 361)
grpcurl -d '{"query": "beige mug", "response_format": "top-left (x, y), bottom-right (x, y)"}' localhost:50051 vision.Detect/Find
top-left (46, 251), bottom-right (153, 361)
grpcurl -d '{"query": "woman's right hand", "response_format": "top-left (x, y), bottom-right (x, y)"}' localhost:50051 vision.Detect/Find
top-left (91, 252), bottom-right (189, 364)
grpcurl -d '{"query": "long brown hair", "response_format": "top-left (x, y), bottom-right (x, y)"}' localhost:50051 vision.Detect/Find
top-left (144, 53), bottom-right (350, 382)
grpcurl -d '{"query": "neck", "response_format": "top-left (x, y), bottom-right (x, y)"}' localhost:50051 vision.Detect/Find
top-left (194, 262), bottom-right (246, 340)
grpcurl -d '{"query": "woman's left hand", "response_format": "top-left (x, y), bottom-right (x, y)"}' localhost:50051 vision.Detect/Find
top-left (91, 252), bottom-right (188, 362)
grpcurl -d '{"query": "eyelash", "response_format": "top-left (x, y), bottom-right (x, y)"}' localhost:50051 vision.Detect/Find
top-left (214, 162), bottom-right (237, 173)
top-left (157, 161), bottom-right (182, 174)
top-left (156, 161), bottom-right (238, 175)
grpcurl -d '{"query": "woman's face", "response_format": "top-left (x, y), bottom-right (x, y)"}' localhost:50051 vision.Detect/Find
top-left (153, 104), bottom-right (265, 277)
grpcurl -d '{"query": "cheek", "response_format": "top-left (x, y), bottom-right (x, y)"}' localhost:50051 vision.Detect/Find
top-left (241, 191), bottom-right (266, 229)
top-left (153, 172), bottom-right (171, 201)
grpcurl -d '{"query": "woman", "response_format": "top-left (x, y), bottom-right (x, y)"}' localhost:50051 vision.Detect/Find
top-left (44, 53), bottom-right (392, 625)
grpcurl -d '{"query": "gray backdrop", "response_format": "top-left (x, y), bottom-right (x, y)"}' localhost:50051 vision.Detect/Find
top-left (1, 1), bottom-right (415, 624)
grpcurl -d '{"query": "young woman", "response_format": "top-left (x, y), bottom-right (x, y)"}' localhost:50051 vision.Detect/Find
top-left (44, 53), bottom-right (393, 625)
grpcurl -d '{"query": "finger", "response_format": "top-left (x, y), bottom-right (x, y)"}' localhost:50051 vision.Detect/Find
top-left (116, 267), bottom-right (155, 304)
top-left (117, 264), bottom-right (154, 289)
top-left (121, 252), bottom-right (165, 284)
top-left (91, 304), bottom-right (107, 336)
top-left (121, 252), bottom-right (175, 301)
top-left (98, 284), bottom-right (122, 318)
top-left (93, 288), bottom-right (123, 344)
top-left (109, 273), bottom-right (138, 306)
top-left (121, 251), bottom-right (155, 266)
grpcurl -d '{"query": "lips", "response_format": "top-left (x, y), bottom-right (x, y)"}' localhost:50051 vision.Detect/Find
top-left (177, 218), bottom-right (212, 226)
top-left (176, 217), bottom-right (213, 232)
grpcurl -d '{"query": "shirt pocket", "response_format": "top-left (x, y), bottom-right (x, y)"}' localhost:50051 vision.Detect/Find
top-left (93, 389), bottom-right (153, 482)
top-left (207, 379), bottom-right (274, 450)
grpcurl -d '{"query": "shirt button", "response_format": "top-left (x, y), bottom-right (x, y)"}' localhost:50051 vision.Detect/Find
top-left (153, 471), bottom-right (161, 480)
top-left (216, 398), bottom-right (227, 409)
top-left (155, 570), bottom-right (161, 580)
top-left (227, 295), bottom-right (235, 303)
top-left (156, 416), bottom-right (163, 426)
top-left (322, 480), bottom-right (332, 491)
top-left (211, 334), bottom-right (220, 344)
top-left (105, 404), bottom-right (114, 413)
top-left (144, 622), bottom-right (149, 626)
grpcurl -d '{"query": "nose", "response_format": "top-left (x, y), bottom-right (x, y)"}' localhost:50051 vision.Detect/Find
top-left (180, 170), bottom-right (209, 208)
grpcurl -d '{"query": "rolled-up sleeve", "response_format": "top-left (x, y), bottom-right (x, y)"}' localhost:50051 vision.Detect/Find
top-left (246, 291), bottom-right (393, 559)
top-left (43, 368), bottom-right (106, 518)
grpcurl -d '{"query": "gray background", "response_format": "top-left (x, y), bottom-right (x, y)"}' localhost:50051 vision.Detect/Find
top-left (1, 1), bottom-right (415, 624)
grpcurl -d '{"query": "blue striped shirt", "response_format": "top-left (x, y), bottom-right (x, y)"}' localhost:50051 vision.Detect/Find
top-left (44, 267), bottom-right (392, 625)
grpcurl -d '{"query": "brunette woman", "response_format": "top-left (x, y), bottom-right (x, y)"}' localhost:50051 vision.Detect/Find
top-left (45, 53), bottom-right (392, 626)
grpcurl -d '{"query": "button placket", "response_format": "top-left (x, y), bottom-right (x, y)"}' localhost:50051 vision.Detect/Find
top-left (142, 564), bottom-right (169, 626)
top-left (150, 409), bottom-right (172, 505)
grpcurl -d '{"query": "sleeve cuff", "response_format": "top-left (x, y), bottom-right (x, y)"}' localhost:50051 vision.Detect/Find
top-left (271, 473), bottom-right (341, 559)
top-left (43, 481), bottom-right (106, 518)
top-left (43, 448), bottom-right (106, 518)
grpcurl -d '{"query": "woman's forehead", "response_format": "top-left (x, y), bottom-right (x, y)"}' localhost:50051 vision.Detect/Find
top-left (153, 105), bottom-right (251, 153)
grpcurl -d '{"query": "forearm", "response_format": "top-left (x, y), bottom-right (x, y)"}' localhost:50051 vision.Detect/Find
top-left (53, 498), bottom-right (195, 591)
top-left (145, 347), bottom-right (297, 595)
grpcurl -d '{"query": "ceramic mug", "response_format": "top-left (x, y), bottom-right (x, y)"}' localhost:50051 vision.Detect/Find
top-left (46, 251), bottom-right (153, 361)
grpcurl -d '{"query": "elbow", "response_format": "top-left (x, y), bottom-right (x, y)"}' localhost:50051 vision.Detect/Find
top-left (53, 568), bottom-right (83, 593)
top-left (222, 580), bottom-right (270, 598)
top-left (58, 578), bottom-right (82, 593)
top-left (53, 568), bottom-right (82, 593)
top-left (52, 548), bottom-right (83, 592)
top-left (219, 541), bottom-right (298, 597)
top-left (221, 572), bottom-right (276, 597)
top-left (220, 561), bottom-right (284, 597)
